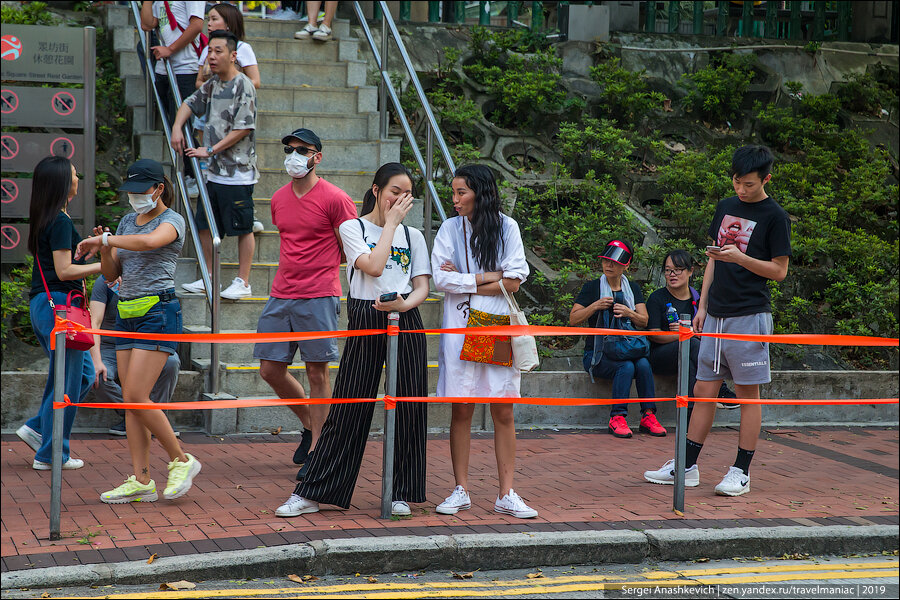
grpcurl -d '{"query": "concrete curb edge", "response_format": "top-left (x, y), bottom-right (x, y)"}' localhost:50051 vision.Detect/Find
top-left (2, 525), bottom-right (898, 590)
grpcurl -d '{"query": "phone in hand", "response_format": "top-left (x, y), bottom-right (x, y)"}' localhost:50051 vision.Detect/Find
top-left (706, 245), bottom-right (721, 252)
top-left (379, 292), bottom-right (398, 303)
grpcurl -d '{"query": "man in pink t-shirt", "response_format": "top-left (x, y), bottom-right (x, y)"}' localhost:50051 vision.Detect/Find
top-left (253, 128), bottom-right (357, 474)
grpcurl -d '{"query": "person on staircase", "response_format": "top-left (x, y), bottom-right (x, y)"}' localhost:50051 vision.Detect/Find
top-left (17, 156), bottom-right (100, 471)
top-left (274, 162), bottom-right (431, 518)
top-left (570, 240), bottom-right (667, 439)
top-left (140, 0), bottom-right (205, 197)
top-left (193, 2), bottom-right (265, 234)
top-left (75, 159), bottom-right (201, 504)
top-left (253, 128), bottom-right (357, 475)
top-left (294, 1), bottom-right (338, 41)
top-left (173, 30), bottom-right (259, 300)
top-left (431, 164), bottom-right (539, 520)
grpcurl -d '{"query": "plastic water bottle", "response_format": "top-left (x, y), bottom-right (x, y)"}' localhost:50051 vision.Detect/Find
top-left (665, 303), bottom-right (679, 325)
top-left (198, 159), bottom-right (209, 183)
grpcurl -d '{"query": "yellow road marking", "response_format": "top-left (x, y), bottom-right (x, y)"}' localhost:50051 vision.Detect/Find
top-left (61, 565), bottom-right (899, 599)
top-left (644, 559), bottom-right (899, 579)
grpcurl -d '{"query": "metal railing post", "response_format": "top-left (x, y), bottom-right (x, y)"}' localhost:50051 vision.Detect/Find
top-left (531, 1), bottom-right (543, 31)
top-left (790, 0), bottom-right (803, 40)
top-left (837, 1), bottom-right (851, 41)
top-left (673, 313), bottom-right (691, 513)
top-left (812, 1), bottom-right (826, 40)
top-left (765, 1), bottom-right (778, 38)
top-left (428, 0), bottom-right (440, 22)
top-left (379, 13), bottom-right (389, 139)
top-left (693, 1), bottom-right (704, 35)
top-left (143, 30), bottom-right (154, 131)
top-left (381, 312), bottom-right (400, 519)
top-left (646, 0), bottom-right (656, 33)
top-left (425, 127), bottom-right (434, 249)
top-left (49, 308), bottom-right (66, 540)
top-left (508, 1), bottom-right (519, 27)
top-left (399, 1), bottom-right (410, 21)
top-left (716, 1), bottom-right (729, 37)
top-left (479, 1), bottom-right (490, 25)
top-left (741, 0), bottom-right (754, 37)
top-left (84, 26), bottom-right (96, 235)
top-left (454, 2), bottom-right (465, 23)
top-left (668, 0), bottom-right (680, 33)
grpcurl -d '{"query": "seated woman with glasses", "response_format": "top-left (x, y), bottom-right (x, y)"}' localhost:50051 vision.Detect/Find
top-left (645, 250), bottom-right (736, 415)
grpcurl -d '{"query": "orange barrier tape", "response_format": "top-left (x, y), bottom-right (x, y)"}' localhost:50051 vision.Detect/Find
top-left (50, 316), bottom-right (899, 348)
top-left (55, 394), bottom-right (898, 411)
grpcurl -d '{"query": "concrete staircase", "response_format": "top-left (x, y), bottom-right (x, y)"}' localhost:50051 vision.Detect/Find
top-left (107, 5), bottom-right (443, 434)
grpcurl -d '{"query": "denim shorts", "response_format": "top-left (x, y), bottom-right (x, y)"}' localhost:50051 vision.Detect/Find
top-left (115, 294), bottom-right (182, 355)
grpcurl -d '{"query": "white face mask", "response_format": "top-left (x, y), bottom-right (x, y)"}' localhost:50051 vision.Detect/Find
top-left (284, 151), bottom-right (313, 179)
top-left (128, 191), bottom-right (158, 214)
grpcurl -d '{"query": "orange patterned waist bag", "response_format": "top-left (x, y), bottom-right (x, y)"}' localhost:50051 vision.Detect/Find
top-left (460, 307), bottom-right (512, 367)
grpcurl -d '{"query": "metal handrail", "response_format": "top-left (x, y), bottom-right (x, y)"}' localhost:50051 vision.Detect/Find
top-left (130, 2), bottom-right (221, 394)
top-left (351, 1), bottom-right (453, 245)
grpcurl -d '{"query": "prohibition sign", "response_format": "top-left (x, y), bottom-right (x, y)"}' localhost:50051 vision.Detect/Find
top-left (50, 136), bottom-right (75, 159)
top-left (0, 88), bottom-right (17, 114)
top-left (51, 91), bottom-right (76, 116)
top-left (0, 179), bottom-right (18, 203)
top-left (0, 225), bottom-right (20, 250)
top-left (0, 135), bottom-right (19, 160)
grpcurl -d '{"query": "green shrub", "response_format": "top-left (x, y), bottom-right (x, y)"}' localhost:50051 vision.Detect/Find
top-left (799, 93), bottom-right (841, 124)
top-left (836, 72), bottom-right (897, 115)
top-left (589, 58), bottom-right (666, 126)
top-left (680, 53), bottom-right (756, 123)
top-left (1, 257), bottom-right (37, 351)
top-left (557, 118), bottom-right (635, 177)
top-left (0, 1), bottom-right (55, 25)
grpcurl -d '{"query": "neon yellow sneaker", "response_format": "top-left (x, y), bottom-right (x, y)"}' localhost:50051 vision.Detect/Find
top-left (163, 453), bottom-right (201, 500)
top-left (100, 476), bottom-right (158, 504)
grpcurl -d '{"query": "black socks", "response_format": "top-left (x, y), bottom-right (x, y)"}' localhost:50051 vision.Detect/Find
top-left (733, 447), bottom-right (755, 475)
top-left (685, 438), bottom-right (703, 468)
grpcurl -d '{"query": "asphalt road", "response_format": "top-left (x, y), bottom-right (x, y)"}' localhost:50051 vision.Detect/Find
top-left (3, 553), bottom-right (897, 599)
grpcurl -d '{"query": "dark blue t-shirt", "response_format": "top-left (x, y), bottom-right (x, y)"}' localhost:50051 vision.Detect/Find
top-left (30, 212), bottom-right (85, 299)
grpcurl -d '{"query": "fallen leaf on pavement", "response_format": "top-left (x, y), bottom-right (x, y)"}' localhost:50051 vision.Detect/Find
top-left (41, 593), bottom-right (50, 598)
top-left (673, 509), bottom-right (684, 517)
top-left (367, 576), bottom-right (378, 583)
top-left (526, 571), bottom-right (544, 579)
top-left (451, 571), bottom-right (474, 579)
top-left (147, 554), bottom-right (157, 564)
top-left (159, 581), bottom-right (196, 591)
top-left (287, 574), bottom-right (303, 583)
top-left (272, 426), bottom-right (282, 435)
top-left (695, 557), bottom-right (710, 563)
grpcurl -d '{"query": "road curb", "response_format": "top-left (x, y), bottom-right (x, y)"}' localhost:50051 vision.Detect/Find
top-left (2, 525), bottom-right (897, 590)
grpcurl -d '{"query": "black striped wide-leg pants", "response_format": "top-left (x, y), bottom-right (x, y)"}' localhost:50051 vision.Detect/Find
top-left (294, 297), bottom-right (428, 508)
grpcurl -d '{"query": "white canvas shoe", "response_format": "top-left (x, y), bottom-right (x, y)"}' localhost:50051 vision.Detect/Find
top-left (436, 485), bottom-right (471, 515)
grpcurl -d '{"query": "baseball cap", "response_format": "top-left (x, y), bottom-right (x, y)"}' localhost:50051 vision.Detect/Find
top-left (599, 240), bottom-right (632, 266)
top-left (281, 128), bottom-right (322, 151)
top-left (119, 159), bottom-right (165, 193)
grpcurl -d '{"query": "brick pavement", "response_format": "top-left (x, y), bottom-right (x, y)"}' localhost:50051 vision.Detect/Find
top-left (2, 426), bottom-right (897, 572)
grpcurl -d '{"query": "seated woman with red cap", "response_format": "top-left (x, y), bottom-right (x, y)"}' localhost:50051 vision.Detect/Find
top-left (569, 239), bottom-right (666, 439)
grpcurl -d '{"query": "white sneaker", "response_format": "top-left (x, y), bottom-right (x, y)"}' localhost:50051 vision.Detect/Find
top-left (220, 277), bottom-right (251, 300)
top-left (181, 278), bottom-right (206, 294)
top-left (436, 485), bottom-right (471, 515)
top-left (185, 176), bottom-right (200, 198)
top-left (252, 219), bottom-right (265, 233)
top-left (275, 494), bottom-right (319, 517)
top-left (16, 424), bottom-right (42, 453)
top-left (294, 23), bottom-right (317, 39)
top-left (391, 500), bottom-right (411, 516)
top-left (643, 459), bottom-right (700, 487)
top-left (312, 24), bottom-right (332, 41)
top-left (494, 489), bottom-right (538, 519)
top-left (714, 466), bottom-right (750, 497)
top-left (33, 457), bottom-right (84, 470)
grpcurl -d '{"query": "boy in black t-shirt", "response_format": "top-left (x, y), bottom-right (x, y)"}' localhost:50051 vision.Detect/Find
top-left (644, 145), bottom-right (792, 496)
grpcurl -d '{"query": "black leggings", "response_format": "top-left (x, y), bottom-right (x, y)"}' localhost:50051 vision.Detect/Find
top-left (295, 298), bottom-right (428, 508)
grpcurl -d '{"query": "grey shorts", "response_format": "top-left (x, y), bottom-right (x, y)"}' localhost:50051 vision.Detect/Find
top-left (253, 296), bottom-right (340, 364)
top-left (697, 312), bottom-right (773, 385)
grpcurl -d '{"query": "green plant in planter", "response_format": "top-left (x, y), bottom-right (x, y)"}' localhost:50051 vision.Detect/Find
top-left (1, 1), bottom-right (55, 25)
top-left (679, 53), bottom-right (756, 124)
top-left (836, 72), bottom-right (897, 115)
top-left (589, 58), bottom-right (666, 127)
top-left (558, 118), bottom-right (635, 177)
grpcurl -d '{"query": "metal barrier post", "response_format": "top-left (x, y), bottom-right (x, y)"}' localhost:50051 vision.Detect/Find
top-left (673, 313), bottom-right (691, 513)
top-left (49, 308), bottom-right (66, 540)
top-left (381, 312), bottom-right (400, 519)
top-left (425, 127), bottom-right (434, 249)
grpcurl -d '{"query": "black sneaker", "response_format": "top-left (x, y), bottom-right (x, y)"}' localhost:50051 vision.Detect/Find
top-left (717, 382), bottom-right (739, 409)
top-left (293, 428), bottom-right (312, 465)
top-left (108, 420), bottom-right (127, 436)
top-left (295, 451), bottom-right (314, 481)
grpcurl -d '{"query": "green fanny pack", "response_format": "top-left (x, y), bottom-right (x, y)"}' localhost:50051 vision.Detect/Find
top-left (117, 295), bottom-right (160, 319)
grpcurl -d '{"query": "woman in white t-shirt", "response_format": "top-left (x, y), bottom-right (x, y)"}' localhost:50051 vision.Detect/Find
top-left (274, 163), bottom-right (432, 519)
top-left (194, 3), bottom-right (260, 89)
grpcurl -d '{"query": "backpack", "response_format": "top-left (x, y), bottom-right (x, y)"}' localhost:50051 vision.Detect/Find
top-left (163, 1), bottom-right (208, 59)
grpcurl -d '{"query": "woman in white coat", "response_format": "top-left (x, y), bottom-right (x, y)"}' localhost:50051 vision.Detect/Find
top-left (430, 164), bottom-right (537, 519)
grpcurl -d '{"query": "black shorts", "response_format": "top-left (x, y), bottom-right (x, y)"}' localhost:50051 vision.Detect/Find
top-left (196, 181), bottom-right (254, 236)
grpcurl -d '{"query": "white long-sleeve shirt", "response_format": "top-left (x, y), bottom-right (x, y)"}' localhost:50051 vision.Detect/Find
top-left (431, 214), bottom-right (529, 398)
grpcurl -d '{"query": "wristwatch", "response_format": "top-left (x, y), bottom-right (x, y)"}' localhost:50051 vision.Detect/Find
top-left (101, 232), bottom-right (111, 247)
top-left (206, 146), bottom-right (216, 156)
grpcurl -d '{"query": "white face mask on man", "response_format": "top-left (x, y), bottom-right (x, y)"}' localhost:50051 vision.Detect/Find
top-left (284, 150), bottom-right (314, 179)
top-left (127, 189), bottom-right (159, 214)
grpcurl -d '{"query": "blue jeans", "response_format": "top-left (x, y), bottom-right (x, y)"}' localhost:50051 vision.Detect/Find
top-left (584, 350), bottom-right (656, 418)
top-left (26, 292), bottom-right (95, 463)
